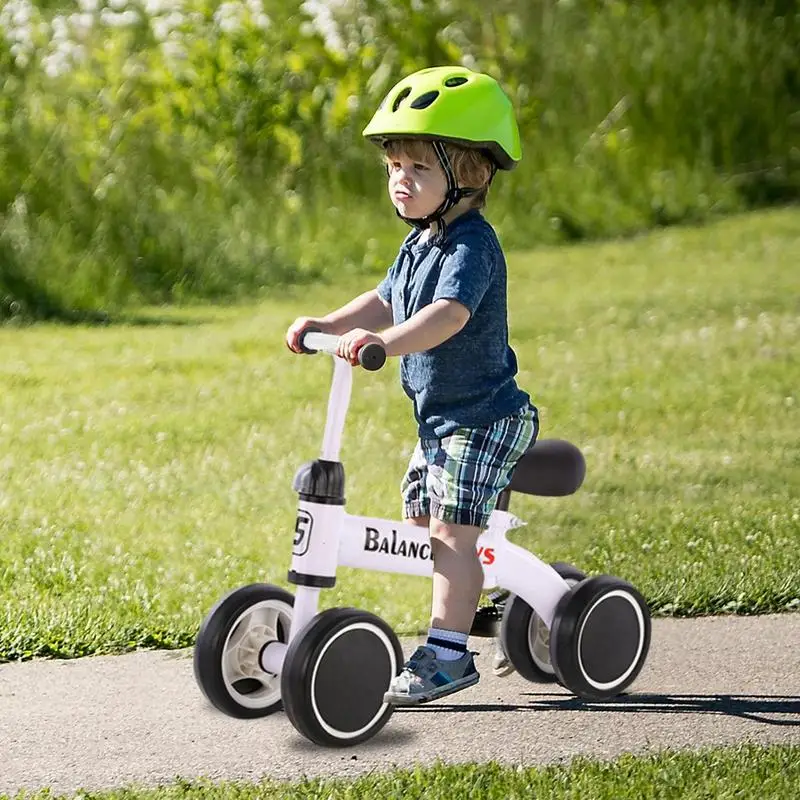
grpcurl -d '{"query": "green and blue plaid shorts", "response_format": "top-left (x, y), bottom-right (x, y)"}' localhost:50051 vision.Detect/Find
top-left (401, 405), bottom-right (538, 528)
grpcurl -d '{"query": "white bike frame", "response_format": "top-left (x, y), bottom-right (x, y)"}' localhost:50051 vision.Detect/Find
top-left (261, 345), bottom-right (569, 675)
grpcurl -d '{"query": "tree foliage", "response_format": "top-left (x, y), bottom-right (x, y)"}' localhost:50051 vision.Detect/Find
top-left (1, 0), bottom-right (798, 318)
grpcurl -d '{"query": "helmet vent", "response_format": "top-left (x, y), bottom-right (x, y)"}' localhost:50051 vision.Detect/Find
top-left (410, 90), bottom-right (439, 110)
top-left (392, 87), bottom-right (412, 112)
top-left (444, 76), bottom-right (468, 88)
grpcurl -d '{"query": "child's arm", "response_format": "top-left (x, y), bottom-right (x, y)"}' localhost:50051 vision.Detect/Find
top-left (381, 299), bottom-right (469, 356)
top-left (287, 290), bottom-right (391, 353)
top-left (322, 290), bottom-right (392, 334)
top-left (337, 299), bottom-right (469, 363)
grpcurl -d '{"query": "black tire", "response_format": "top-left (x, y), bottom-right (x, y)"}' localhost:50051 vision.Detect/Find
top-left (281, 607), bottom-right (403, 747)
top-left (194, 583), bottom-right (294, 718)
top-left (499, 562), bottom-right (587, 683)
top-left (550, 575), bottom-right (651, 700)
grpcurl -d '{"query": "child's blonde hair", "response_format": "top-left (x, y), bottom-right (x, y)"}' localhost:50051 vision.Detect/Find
top-left (384, 139), bottom-right (494, 209)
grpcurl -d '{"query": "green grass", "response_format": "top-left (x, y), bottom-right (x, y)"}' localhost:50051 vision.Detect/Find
top-left (4, 745), bottom-right (799, 800)
top-left (0, 208), bottom-right (798, 661)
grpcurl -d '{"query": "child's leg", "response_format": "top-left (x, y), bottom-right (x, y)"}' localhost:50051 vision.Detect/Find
top-left (406, 514), bottom-right (483, 638)
top-left (386, 409), bottom-right (535, 705)
top-left (385, 512), bottom-right (482, 706)
top-left (429, 518), bottom-right (484, 633)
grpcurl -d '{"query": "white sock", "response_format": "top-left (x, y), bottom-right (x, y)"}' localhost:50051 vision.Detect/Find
top-left (426, 627), bottom-right (468, 661)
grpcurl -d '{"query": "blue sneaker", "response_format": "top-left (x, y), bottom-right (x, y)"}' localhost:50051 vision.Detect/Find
top-left (384, 646), bottom-right (480, 705)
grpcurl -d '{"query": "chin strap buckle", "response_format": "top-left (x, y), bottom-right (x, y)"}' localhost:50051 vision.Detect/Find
top-left (395, 141), bottom-right (480, 240)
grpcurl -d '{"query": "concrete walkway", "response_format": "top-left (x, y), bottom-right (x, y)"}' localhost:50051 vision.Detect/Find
top-left (1, 615), bottom-right (798, 795)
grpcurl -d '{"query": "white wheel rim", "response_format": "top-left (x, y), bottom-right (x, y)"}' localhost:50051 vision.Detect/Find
top-left (221, 599), bottom-right (293, 709)
top-left (311, 622), bottom-right (397, 740)
top-left (529, 613), bottom-right (553, 673)
top-left (528, 577), bottom-right (581, 674)
top-left (577, 589), bottom-right (646, 691)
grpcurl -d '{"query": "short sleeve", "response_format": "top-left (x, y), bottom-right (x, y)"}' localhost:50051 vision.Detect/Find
top-left (433, 233), bottom-right (496, 315)
top-left (377, 237), bottom-right (414, 303)
top-left (376, 273), bottom-right (392, 304)
top-left (376, 256), bottom-right (398, 304)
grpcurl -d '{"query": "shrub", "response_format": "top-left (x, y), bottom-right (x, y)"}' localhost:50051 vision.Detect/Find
top-left (1, 0), bottom-right (797, 318)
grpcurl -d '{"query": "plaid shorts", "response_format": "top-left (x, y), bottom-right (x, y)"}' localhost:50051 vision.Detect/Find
top-left (401, 405), bottom-right (539, 528)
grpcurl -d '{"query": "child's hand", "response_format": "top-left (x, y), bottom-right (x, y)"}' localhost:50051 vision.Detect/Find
top-left (286, 317), bottom-right (328, 353)
top-left (337, 329), bottom-right (386, 366)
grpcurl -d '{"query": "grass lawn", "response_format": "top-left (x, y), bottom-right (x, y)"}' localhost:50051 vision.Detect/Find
top-left (4, 744), bottom-right (798, 800)
top-left (0, 208), bottom-right (798, 660)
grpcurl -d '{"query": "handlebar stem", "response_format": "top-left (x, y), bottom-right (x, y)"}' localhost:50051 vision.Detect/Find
top-left (321, 357), bottom-right (352, 461)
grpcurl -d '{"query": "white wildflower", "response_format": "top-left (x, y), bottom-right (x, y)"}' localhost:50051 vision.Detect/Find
top-left (145, 0), bottom-right (169, 13)
top-left (12, 5), bottom-right (31, 27)
top-left (10, 43), bottom-right (29, 68)
top-left (52, 14), bottom-right (69, 38)
top-left (301, 0), bottom-right (344, 52)
top-left (151, 17), bottom-right (170, 40)
top-left (101, 8), bottom-right (140, 27)
top-left (214, 2), bottom-right (243, 34)
top-left (161, 38), bottom-right (186, 60)
top-left (42, 51), bottom-right (69, 78)
top-left (69, 13), bottom-right (95, 37)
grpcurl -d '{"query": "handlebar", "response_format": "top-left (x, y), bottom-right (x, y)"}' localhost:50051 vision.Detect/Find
top-left (299, 328), bottom-right (387, 372)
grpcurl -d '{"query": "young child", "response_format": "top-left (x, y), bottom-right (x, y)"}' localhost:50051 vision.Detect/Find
top-left (286, 66), bottom-right (537, 703)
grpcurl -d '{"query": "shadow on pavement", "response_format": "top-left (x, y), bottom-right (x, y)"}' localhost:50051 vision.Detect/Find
top-left (287, 726), bottom-right (417, 753)
top-left (397, 694), bottom-right (800, 727)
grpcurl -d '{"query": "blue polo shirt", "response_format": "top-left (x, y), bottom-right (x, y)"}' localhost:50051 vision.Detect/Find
top-left (377, 209), bottom-right (531, 438)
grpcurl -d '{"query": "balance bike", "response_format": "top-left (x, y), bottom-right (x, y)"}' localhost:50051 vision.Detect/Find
top-left (193, 331), bottom-right (651, 747)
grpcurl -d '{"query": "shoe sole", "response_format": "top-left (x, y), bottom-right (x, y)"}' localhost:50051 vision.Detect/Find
top-left (492, 661), bottom-right (516, 678)
top-left (384, 672), bottom-right (480, 706)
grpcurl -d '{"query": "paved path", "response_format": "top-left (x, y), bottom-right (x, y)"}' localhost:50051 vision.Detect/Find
top-left (1, 615), bottom-right (798, 795)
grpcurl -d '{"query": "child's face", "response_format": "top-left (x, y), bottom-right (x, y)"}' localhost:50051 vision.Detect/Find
top-left (386, 150), bottom-right (448, 220)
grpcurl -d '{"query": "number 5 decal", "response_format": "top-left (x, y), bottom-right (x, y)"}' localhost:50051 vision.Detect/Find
top-left (293, 510), bottom-right (313, 556)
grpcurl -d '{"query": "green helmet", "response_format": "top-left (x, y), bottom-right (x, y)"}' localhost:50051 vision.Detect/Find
top-left (362, 66), bottom-right (522, 170)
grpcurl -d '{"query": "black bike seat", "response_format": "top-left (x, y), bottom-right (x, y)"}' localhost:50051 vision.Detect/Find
top-left (508, 439), bottom-right (586, 497)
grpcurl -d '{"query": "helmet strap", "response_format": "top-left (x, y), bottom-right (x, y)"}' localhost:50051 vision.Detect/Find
top-left (396, 141), bottom-right (479, 240)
